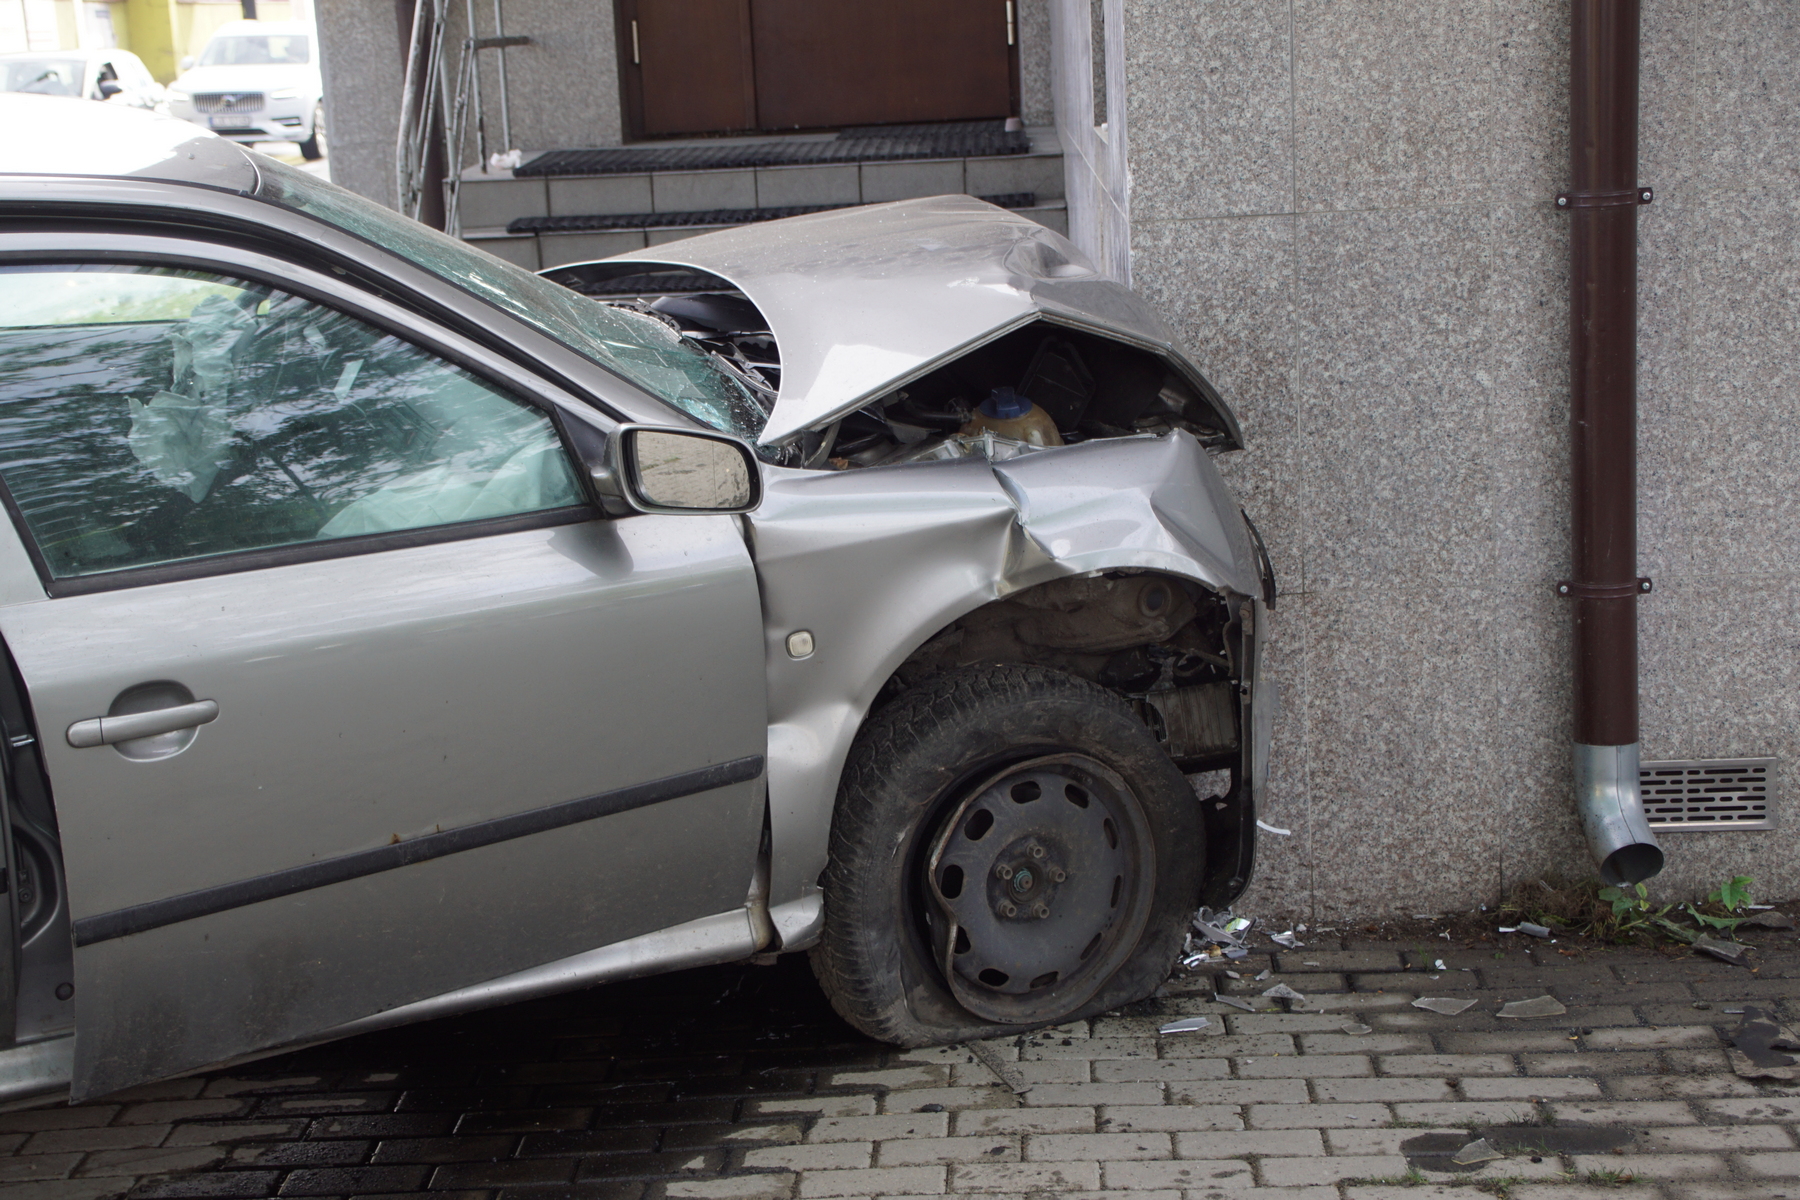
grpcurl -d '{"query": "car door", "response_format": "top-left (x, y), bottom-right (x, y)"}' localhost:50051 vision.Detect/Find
top-left (0, 244), bottom-right (768, 1099)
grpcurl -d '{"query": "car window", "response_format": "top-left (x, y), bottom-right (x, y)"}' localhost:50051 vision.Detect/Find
top-left (0, 264), bottom-right (584, 581)
top-left (1, 59), bottom-right (85, 97)
top-left (254, 160), bottom-right (771, 444)
top-left (198, 34), bottom-right (310, 67)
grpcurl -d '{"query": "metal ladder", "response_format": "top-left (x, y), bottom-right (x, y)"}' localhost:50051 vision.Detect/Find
top-left (395, 0), bottom-right (529, 236)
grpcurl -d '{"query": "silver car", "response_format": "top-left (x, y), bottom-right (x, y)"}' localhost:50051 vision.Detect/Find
top-left (0, 96), bottom-right (1275, 1105)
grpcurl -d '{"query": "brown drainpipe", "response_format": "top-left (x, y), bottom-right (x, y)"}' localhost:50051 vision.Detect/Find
top-left (1560, 0), bottom-right (1663, 886)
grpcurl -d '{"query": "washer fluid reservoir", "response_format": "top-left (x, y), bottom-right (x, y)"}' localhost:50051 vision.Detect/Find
top-left (962, 386), bottom-right (1064, 446)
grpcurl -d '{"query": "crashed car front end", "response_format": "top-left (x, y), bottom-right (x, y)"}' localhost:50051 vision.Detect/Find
top-left (545, 194), bottom-right (1277, 1032)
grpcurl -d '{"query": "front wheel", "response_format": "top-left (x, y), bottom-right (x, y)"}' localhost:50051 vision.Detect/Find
top-left (298, 103), bottom-right (326, 160)
top-left (811, 663), bottom-right (1203, 1045)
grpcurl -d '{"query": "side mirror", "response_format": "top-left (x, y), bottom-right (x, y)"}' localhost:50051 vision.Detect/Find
top-left (560, 418), bottom-right (761, 516)
top-left (97, 80), bottom-right (123, 98)
top-left (617, 426), bottom-right (762, 514)
top-left (179, 56), bottom-right (196, 70)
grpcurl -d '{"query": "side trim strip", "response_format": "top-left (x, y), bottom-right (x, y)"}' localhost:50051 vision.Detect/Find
top-left (72, 755), bottom-right (764, 947)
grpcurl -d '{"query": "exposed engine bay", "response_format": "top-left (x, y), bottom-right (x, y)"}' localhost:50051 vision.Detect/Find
top-left (539, 261), bottom-right (1238, 470)
top-left (889, 571), bottom-right (1244, 771)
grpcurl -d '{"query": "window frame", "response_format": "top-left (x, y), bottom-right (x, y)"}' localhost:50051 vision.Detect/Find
top-left (0, 231), bottom-right (617, 598)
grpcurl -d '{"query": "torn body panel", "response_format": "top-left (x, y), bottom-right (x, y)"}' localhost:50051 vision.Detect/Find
top-left (750, 430), bottom-right (1267, 947)
top-left (544, 196), bottom-right (1242, 451)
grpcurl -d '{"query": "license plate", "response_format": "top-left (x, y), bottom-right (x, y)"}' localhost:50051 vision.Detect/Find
top-left (207, 115), bottom-right (239, 128)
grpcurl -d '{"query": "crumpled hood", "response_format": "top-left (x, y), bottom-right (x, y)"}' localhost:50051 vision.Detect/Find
top-left (593, 195), bottom-right (1242, 449)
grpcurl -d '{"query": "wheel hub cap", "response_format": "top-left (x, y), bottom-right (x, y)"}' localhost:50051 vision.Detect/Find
top-left (924, 753), bottom-right (1150, 1023)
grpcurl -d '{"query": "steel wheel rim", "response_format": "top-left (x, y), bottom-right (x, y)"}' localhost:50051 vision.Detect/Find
top-left (924, 752), bottom-right (1155, 1023)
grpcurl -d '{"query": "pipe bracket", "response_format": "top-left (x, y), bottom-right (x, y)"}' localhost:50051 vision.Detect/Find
top-left (1556, 187), bottom-right (1653, 209)
top-left (1557, 577), bottom-right (1652, 599)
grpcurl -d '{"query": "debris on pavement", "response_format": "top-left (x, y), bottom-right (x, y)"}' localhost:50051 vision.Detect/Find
top-left (1726, 1007), bottom-right (1800, 1081)
top-left (966, 1039), bottom-right (1032, 1095)
top-left (1412, 996), bottom-right (1478, 1015)
top-left (1743, 910), bottom-right (1798, 930)
top-left (1451, 1138), bottom-right (1506, 1167)
top-left (1261, 984), bottom-right (1306, 1004)
top-left (1255, 819), bottom-right (1292, 836)
top-left (1254, 968), bottom-right (1272, 982)
top-left (1496, 921), bottom-right (1553, 938)
top-left (1498, 995), bottom-right (1568, 1019)
top-left (1158, 1016), bottom-right (1212, 1034)
top-left (1340, 1023), bottom-right (1372, 1036)
top-left (1693, 934), bottom-right (1755, 966)
top-left (1181, 906), bottom-right (1254, 965)
top-left (1269, 930), bottom-right (1305, 949)
top-left (1216, 994), bottom-right (1257, 1012)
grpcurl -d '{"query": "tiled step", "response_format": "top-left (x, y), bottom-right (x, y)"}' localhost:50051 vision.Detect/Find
top-left (514, 119), bottom-right (1031, 176)
top-left (458, 126), bottom-right (1066, 270)
top-left (469, 196), bottom-right (1068, 270)
top-left (506, 191), bottom-right (1039, 233)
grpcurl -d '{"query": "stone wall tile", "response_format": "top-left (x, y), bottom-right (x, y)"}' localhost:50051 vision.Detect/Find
top-left (1294, 208), bottom-right (1496, 590)
top-left (1293, 0), bottom-right (1492, 210)
top-left (1125, 0), bottom-right (1294, 219)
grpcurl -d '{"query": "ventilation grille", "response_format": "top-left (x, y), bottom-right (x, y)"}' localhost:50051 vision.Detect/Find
top-left (1641, 758), bottom-right (1776, 831)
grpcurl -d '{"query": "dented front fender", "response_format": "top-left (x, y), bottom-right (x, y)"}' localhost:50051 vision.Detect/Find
top-left (747, 432), bottom-right (1271, 946)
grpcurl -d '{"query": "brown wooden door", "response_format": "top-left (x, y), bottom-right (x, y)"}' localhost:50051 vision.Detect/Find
top-left (750, 0), bottom-right (1013, 130)
top-left (619, 0), bottom-right (757, 138)
top-left (617, 0), bottom-right (1016, 139)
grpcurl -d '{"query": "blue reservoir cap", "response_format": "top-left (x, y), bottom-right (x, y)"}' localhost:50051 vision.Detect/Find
top-left (981, 386), bottom-right (1032, 419)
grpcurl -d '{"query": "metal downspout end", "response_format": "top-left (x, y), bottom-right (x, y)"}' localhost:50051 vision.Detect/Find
top-left (1574, 742), bottom-right (1664, 886)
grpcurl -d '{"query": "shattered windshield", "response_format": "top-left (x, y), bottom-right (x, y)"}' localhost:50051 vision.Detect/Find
top-left (254, 159), bottom-right (767, 442)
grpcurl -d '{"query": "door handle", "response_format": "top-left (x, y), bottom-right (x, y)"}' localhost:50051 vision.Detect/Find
top-left (66, 700), bottom-right (219, 749)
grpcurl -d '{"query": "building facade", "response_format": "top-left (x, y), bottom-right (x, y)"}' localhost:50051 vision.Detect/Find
top-left (319, 0), bottom-right (1800, 919)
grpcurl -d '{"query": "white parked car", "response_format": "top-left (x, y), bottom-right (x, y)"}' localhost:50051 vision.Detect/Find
top-left (165, 19), bottom-right (324, 160)
top-left (0, 49), bottom-right (163, 112)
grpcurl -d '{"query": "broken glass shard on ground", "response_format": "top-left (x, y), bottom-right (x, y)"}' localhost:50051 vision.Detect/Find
top-left (1192, 907), bottom-right (1251, 951)
top-left (1261, 984), bottom-right (1306, 1003)
top-left (1451, 1138), bottom-right (1505, 1166)
top-left (1269, 930), bottom-right (1304, 949)
top-left (1340, 1023), bottom-right (1372, 1036)
top-left (1215, 995), bottom-right (1256, 1012)
top-left (1498, 995), bottom-right (1567, 1019)
top-left (1412, 996), bottom-right (1478, 1016)
top-left (1158, 1016), bottom-right (1211, 1034)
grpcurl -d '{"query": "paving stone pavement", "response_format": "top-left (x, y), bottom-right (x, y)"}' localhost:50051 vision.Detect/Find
top-left (2, 937), bottom-right (1797, 1200)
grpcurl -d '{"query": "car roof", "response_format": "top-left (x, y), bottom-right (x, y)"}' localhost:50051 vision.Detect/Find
top-left (0, 94), bottom-right (256, 191)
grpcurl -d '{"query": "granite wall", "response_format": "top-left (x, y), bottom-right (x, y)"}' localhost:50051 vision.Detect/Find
top-left (1124, 0), bottom-right (1800, 919)
top-left (313, 0), bottom-right (406, 205)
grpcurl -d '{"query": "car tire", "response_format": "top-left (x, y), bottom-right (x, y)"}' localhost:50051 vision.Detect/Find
top-left (299, 104), bottom-right (326, 161)
top-left (810, 662), bottom-right (1203, 1046)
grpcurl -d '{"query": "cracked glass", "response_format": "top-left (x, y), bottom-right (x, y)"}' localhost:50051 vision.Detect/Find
top-left (0, 263), bottom-right (583, 579)
top-left (254, 159), bottom-right (768, 442)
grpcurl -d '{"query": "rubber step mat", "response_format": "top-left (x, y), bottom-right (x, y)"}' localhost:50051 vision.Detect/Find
top-left (514, 121), bottom-right (1031, 178)
top-left (507, 193), bottom-right (1038, 236)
